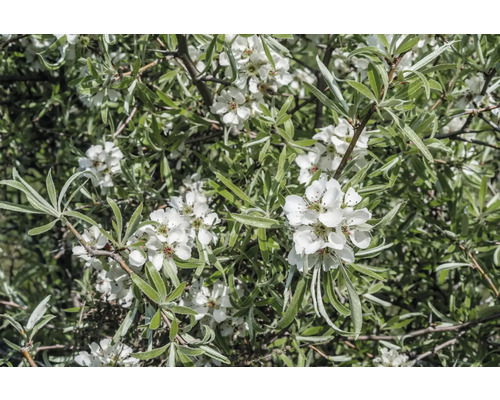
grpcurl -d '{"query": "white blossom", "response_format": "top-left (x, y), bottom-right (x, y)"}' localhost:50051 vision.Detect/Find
top-left (373, 348), bottom-right (415, 367)
top-left (78, 141), bottom-right (124, 189)
top-left (284, 175), bottom-right (372, 273)
top-left (295, 118), bottom-right (369, 185)
top-left (75, 338), bottom-right (139, 367)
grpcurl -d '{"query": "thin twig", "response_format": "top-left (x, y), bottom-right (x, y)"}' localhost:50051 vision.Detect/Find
top-left (459, 244), bottom-right (499, 297)
top-left (415, 332), bottom-right (465, 361)
top-left (0, 300), bottom-right (27, 310)
top-left (176, 34), bottom-right (213, 107)
top-left (349, 311), bottom-right (500, 341)
top-left (21, 346), bottom-right (37, 367)
top-left (113, 106), bottom-right (138, 139)
top-left (333, 104), bottom-right (376, 179)
top-left (161, 311), bottom-right (186, 345)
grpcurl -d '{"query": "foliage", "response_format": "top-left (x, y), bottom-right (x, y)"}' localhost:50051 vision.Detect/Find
top-left (0, 34), bottom-right (499, 367)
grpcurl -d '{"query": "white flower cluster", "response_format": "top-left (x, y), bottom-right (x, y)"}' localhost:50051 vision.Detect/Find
top-left (78, 141), bottom-right (124, 189)
top-left (72, 226), bottom-right (134, 308)
top-left (74, 338), bottom-right (138, 367)
top-left (295, 118), bottom-right (369, 185)
top-left (211, 35), bottom-right (293, 129)
top-left (180, 279), bottom-right (247, 338)
top-left (373, 348), bottom-right (415, 367)
top-left (128, 179), bottom-right (220, 271)
top-left (284, 175), bottom-right (372, 273)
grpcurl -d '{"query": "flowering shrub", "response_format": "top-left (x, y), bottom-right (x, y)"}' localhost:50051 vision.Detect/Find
top-left (0, 34), bottom-right (500, 367)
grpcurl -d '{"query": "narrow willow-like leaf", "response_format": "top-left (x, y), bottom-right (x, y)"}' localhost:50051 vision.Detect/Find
top-left (276, 277), bottom-right (306, 330)
top-left (131, 344), bottom-right (170, 360)
top-left (340, 267), bottom-right (362, 337)
top-left (46, 169), bottom-right (57, 209)
top-left (131, 274), bottom-right (161, 304)
top-left (28, 220), bottom-right (58, 236)
top-left (26, 295), bottom-right (51, 330)
top-left (215, 172), bottom-right (253, 205)
top-left (230, 213), bottom-right (280, 229)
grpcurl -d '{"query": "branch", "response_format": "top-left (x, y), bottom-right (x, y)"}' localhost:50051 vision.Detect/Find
top-left (21, 346), bottom-right (37, 367)
top-left (333, 104), bottom-right (376, 179)
top-left (0, 300), bottom-right (26, 310)
top-left (415, 332), bottom-right (465, 361)
top-left (0, 34), bottom-right (28, 49)
top-left (65, 219), bottom-right (187, 345)
top-left (349, 311), bottom-right (500, 341)
top-left (175, 34), bottom-right (213, 107)
top-left (113, 106), bottom-right (138, 139)
top-left (459, 244), bottom-right (499, 297)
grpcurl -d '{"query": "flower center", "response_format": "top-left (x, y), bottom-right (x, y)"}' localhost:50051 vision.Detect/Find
top-left (310, 166), bottom-right (318, 173)
top-left (163, 246), bottom-right (174, 257)
top-left (228, 101), bottom-right (238, 111)
top-left (308, 202), bottom-right (322, 212)
top-left (342, 225), bottom-right (351, 236)
top-left (207, 299), bottom-right (216, 309)
top-left (93, 161), bottom-right (101, 167)
top-left (243, 48), bottom-right (253, 58)
top-left (158, 225), bottom-right (168, 235)
top-left (192, 218), bottom-right (202, 229)
top-left (326, 144), bottom-right (336, 153)
top-left (182, 205), bottom-right (193, 215)
top-left (314, 224), bottom-right (327, 237)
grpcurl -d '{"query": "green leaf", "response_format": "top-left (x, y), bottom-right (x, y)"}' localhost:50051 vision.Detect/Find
top-left (198, 345), bottom-right (230, 365)
top-left (149, 309), bottom-right (161, 330)
top-left (231, 213), bottom-right (280, 229)
top-left (260, 36), bottom-right (275, 69)
top-left (408, 41), bottom-right (455, 72)
top-left (169, 319), bottom-right (178, 342)
top-left (107, 197), bottom-right (123, 243)
top-left (350, 264), bottom-right (386, 281)
top-left (395, 35), bottom-right (420, 55)
top-left (168, 342), bottom-right (176, 367)
top-left (167, 282), bottom-right (186, 302)
top-left (1, 314), bottom-right (24, 335)
top-left (26, 295), bottom-right (51, 330)
top-left (346, 80), bottom-right (378, 102)
top-left (58, 171), bottom-right (88, 212)
top-left (147, 263), bottom-right (167, 300)
top-left (45, 169), bottom-right (57, 209)
top-left (436, 262), bottom-right (470, 272)
top-left (131, 344), bottom-right (170, 360)
top-left (0, 201), bottom-right (44, 215)
top-left (28, 220), bottom-right (58, 236)
top-left (215, 172), bottom-right (253, 205)
top-left (316, 55), bottom-right (348, 112)
top-left (402, 124), bottom-right (434, 163)
top-left (63, 210), bottom-right (100, 228)
top-left (376, 201), bottom-right (406, 228)
top-left (29, 314), bottom-right (56, 341)
top-left (123, 202), bottom-right (143, 243)
top-left (276, 278), bottom-right (306, 330)
top-left (224, 42), bottom-right (238, 83)
top-left (131, 274), bottom-right (161, 304)
top-left (197, 34), bottom-right (219, 76)
top-left (169, 305), bottom-right (198, 315)
top-left (413, 70), bottom-right (431, 99)
top-left (340, 267), bottom-right (362, 337)
top-left (304, 82), bottom-right (347, 117)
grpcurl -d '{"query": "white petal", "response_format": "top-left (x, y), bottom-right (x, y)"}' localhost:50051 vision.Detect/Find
top-left (318, 209), bottom-right (343, 228)
top-left (351, 230), bottom-right (371, 249)
top-left (213, 308), bottom-right (228, 323)
top-left (344, 187), bottom-right (362, 207)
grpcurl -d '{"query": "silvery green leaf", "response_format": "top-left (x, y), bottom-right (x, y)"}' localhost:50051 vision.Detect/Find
top-left (26, 295), bottom-right (51, 330)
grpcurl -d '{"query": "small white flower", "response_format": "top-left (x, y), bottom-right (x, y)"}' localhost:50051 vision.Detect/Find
top-left (211, 87), bottom-right (250, 129)
top-left (373, 348), bottom-right (415, 367)
top-left (75, 338), bottom-right (139, 367)
top-left (78, 141), bottom-right (123, 190)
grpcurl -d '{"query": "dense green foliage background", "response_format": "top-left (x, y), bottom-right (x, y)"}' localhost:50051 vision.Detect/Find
top-left (0, 34), bottom-right (499, 367)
